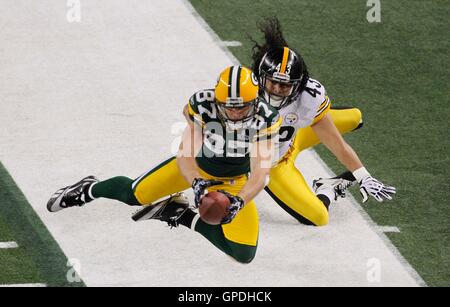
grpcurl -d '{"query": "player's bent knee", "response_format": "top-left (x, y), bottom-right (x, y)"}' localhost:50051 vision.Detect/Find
top-left (232, 252), bottom-right (256, 264)
top-left (311, 209), bottom-right (329, 226)
top-left (331, 106), bottom-right (363, 131)
top-left (227, 241), bottom-right (257, 264)
top-left (351, 108), bottom-right (363, 131)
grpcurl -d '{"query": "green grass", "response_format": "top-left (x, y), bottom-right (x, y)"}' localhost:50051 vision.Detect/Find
top-left (0, 213), bottom-right (42, 284)
top-left (189, 0), bottom-right (450, 286)
top-left (0, 162), bottom-right (85, 287)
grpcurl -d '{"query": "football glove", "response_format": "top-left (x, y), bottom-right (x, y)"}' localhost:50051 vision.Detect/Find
top-left (353, 167), bottom-right (396, 203)
top-left (217, 190), bottom-right (245, 224)
top-left (192, 178), bottom-right (223, 208)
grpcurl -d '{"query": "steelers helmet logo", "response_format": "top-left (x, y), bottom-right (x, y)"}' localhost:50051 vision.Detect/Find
top-left (285, 113), bottom-right (298, 124)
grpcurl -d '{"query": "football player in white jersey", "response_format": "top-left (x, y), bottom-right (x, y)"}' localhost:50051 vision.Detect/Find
top-left (250, 17), bottom-right (396, 225)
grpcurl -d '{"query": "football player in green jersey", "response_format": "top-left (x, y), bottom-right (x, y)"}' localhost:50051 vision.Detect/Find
top-left (47, 65), bottom-right (281, 263)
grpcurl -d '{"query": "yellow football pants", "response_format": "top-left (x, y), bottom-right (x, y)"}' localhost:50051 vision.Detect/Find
top-left (132, 157), bottom-right (258, 246)
top-left (266, 107), bottom-right (362, 226)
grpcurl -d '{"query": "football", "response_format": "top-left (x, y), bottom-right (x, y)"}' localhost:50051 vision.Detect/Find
top-left (199, 191), bottom-right (231, 225)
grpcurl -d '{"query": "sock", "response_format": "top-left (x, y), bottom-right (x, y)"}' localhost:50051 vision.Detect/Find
top-left (317, 194), bottom-right (331, 210)
top-left (334, 171), bottom-right (356, 182)
top-left (91, 176), bottom-right (141, 206)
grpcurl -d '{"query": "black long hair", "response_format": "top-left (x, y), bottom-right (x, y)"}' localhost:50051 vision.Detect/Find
top-left (249, 17), bottom-right (309, 92)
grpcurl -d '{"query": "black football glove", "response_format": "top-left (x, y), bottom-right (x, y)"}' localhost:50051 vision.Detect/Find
top-left (192, 178), bottom-right (223, 208)
top-left (217, 190), bottom-right (245, 225)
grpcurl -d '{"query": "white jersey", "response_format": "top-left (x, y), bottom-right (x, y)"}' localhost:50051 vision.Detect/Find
top-left (277, 78), bottom-right (331, 157)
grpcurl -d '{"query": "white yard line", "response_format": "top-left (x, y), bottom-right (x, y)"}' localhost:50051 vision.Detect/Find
top-left (0, 242), bottom-right (19, 249)
top-left (376, 226), bottom-right (401, 233)
top-left (0, 0), bottom-right (424, 286)
top-left (220, 41), bottom-right (243, 47)
top-left (0, 284), bottom-right (47, 287)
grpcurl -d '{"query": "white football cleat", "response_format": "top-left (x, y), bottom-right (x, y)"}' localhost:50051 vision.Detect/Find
top-left (313, 177), bottom-right (355, 201)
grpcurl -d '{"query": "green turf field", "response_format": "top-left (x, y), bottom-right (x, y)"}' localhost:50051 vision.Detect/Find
top-left (0, 162), bottom-right (84, 287)
top-left (189, 0), bottom-right (450, 286)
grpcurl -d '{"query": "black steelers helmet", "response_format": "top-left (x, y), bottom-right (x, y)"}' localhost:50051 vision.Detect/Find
top-left (258, 47), bottom-right (305, 109)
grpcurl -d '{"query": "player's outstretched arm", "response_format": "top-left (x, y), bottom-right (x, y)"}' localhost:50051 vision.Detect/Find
top-left (312, 114), bottom-right (363, 172)
top-left (177, 106), bottom-right (203, 184)
top-left (177, 106), bottom-right (223, 207)
top-left (312, 114), bottom-right (396, 203)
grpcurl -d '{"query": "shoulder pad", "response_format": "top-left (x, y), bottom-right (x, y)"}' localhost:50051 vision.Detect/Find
top-left (252, 101), bottom-right (281, 141)
top-left (255, 101), bottom-right (280, 125)
top-left (302, 78), bottom-right (327, 104)
top-left (188, 89), bottom-right (220, 123)
top-left (189, 89), bottom-right (215, 113)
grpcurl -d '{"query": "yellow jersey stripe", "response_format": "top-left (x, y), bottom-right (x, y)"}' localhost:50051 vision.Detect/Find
top-left (188, 102), bottom-right (196, 116)
top-left (318, 96), bottom-right (329, 110)
top-left (312, 107), bottom-right (330, 125)
top-left (313, 102), bottom-right (331, 124)
top-left (280, 47), bottom-right (290, 74)
top-left (187, 103), bottom-right (204, 126)
top-left (316, 97), bottom-right (330, 116)
top-left (258, 115), bottom-right (282, 137)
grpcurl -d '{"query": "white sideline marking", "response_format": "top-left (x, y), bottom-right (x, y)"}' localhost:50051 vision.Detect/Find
top-left (377, 226), bottom-right (401, 233)
top-left (0, 283), bottom-right (47, 287)
top-left (0, 242), bottom-right (19, 249)
top-left (182, 0), bottom-right (239, 65)
top-left (220, 41), bottom-right (242, 47)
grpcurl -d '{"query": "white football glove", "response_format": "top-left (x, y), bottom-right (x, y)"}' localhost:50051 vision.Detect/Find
top-left (353, 167), bottom-right (396, 203)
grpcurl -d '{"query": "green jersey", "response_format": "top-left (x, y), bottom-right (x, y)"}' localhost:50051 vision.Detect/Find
top-left (187, 89), bottom-right (281, 177)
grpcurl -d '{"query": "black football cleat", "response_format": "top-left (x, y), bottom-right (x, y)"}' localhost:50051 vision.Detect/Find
top-left (47, 176), bottom-right (99, 212)
top-left (132, 193), bottom-right (189, 227)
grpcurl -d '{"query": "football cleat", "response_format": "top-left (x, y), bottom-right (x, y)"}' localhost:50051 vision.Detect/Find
top-left (132, 193), bottom-right (189, 228)
top-left (313, 177), bottom-right (355, 201)
top-left (47, 176), bottom-right (99, 212)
